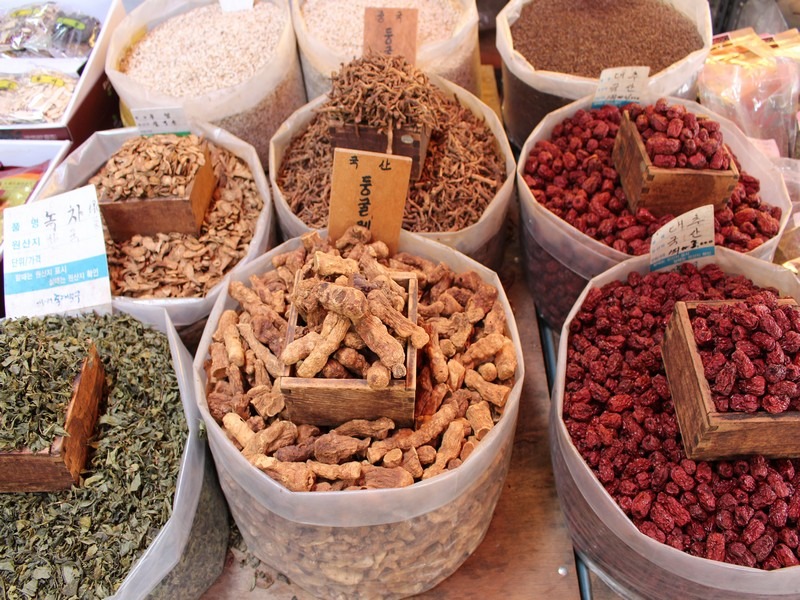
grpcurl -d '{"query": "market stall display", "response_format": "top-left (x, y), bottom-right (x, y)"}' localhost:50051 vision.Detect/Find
top-left (518, 96), bottom-right (791, 330)
top-left (38, 123), bottom-right (274, 327)
top-left (106, 0), bottom-right (306, 163)
top-left (291, 0), bottom-right (481, 100)
top-left (0, 0), bottom-right (123, 141)
top-left (551, 248), bottom-right (800, 598)
top-left (496, 0), bottom-right (711, 148)
top-left (193, 226), bottom-right (523, 599)
top-left (271, 53), bottom-right (514, 267)
top-left (0, 304), bottom-right (228, 600)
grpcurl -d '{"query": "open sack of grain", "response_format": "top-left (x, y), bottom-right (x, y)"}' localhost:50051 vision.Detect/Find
top-left (291, 0), bottom-right (481, 100)
top-left (269, 54), bottom-right (515, 268)
top-left (0, 302), bottom-right (228, 600)
top-left (192, 227), bottom-right (523, 599)
top-left (551, 248), bottom-right (800, 599)
top-left (37, 121), bottom-right (274, 328)
top-left (517, 96), bottom-right (791, 330)
top-left (496, 0), bottom-right (711, 148)
top-left (106, 0), bottom-right (307, 163)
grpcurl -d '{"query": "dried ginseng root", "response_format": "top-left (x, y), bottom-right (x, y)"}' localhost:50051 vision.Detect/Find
top-left (91, 134), bottom-right (264, 298)
top-left (204, 225), bottom-right (518, 491)
top-left (277, 54), bottom-right (506, 233)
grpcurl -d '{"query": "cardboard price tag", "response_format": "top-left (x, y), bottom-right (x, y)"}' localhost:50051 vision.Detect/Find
top-left (649, 205), bottom-right (716, 272)
top-left (363, 7), bottom-right (418, 64)
top-left (131, 107), bottom-right (190, 135)
top-left (592, 66), bottom-right (650, 108)
top-left (3, 184), bottom-right (112, 317)
top-left (328, 148), bottom-right (411, 254)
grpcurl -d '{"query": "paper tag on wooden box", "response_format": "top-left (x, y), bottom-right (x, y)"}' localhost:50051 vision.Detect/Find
top-left (592, 66), bottom-right (650, 108)
top-left (131, 107), bottom-right (190, 135)
top-left (649, 205), bottom-right (716, 272)
top-left (328, 148), bottom-right (411, 254)
top-left (363, 7), bottom-right (418, 63)
top-left (3, 184), bottom-right (111, 318)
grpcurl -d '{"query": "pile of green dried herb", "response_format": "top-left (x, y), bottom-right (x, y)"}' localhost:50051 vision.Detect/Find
top-left (0, 313), bottom-right (187, 599)
top-left (0, 316), bottom-right (88, 452)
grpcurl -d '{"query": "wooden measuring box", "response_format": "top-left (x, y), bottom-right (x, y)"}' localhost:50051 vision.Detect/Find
top-left (662, 299), bottom-right (800, 460)
top-left (98, 146), bottom-right (216, 242)
top-left (279, 272), bottom-right (418, 428)
top-left (330, 120), bottom-right (430, 181)
top-left (613, 111), bottom-right (740, 218)
top-left (0, 344), bottom-right (105, 492)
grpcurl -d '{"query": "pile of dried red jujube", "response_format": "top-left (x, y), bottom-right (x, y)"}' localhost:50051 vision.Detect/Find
top-left (564, 264), bottom-right (800, 569)
top-left (522, 99), bottom-right (782, 256)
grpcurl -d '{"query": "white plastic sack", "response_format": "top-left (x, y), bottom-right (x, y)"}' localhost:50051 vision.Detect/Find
top-left (269, 74), bottom-right (516, 267)
top-left (517, 94), bottom-right (792, 329)
top-left (291, 0), bottom-right (481, 100)
top-left (496, 0), bottom-right (712, 147)
top-left (110, 301), bottom-right (228, 600)
top-left (192, 230), bottom-right (523, 599)
top-left (38, 121), bottom-right (275, 327)
top-left (551, 248), bottom-right (800, 599)
top-left (106, 0), bottom-right (307, 163)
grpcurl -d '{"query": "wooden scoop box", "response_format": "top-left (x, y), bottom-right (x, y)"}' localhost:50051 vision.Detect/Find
top-left (0, 344), bottom-right (105, 492)
top-left (662, 299), bottom-right (800, 461)
top-left (613, 111), bottom-right (740, 218)
top-left (279, 273), bottom-right (418, 428)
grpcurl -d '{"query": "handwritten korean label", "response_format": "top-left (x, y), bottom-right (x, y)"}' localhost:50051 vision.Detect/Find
top-left (219, 0), bottom-right (253, 11)
top-left (131, 107), bottom-right (190, 136)
top-left (649, 205), bottom-right (716, 272)
top-left (364, 7), bottom-right (418, 64)
top-left (592, 66), bottom-right (650, 108)
top-left (329, 148), bottom-right (412, 254)
top-left (3, 185), bottom-right (111, 318)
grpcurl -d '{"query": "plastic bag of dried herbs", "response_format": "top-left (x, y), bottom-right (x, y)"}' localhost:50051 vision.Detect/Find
top-left (0, 303), bottom-right (228, 599)
top-left (105, 0), bottom-right (306, 164)
top-left (496, 0), bottom-right (713, 147)
top-left (36, 120), bottom-right (275, 328)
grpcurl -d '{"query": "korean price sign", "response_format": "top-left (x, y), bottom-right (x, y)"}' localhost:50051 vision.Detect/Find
top-left (649, 205), bottom-right (716, 272)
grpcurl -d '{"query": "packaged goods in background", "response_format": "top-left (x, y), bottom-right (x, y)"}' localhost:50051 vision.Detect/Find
top-left (496, 0), bottom-right (711, 148)
top-left (270, 54), bottom-right (515, 267)
top-left (0, 306), bottom-right (228, 600)
top-left (292, 0), bottom-right (480, 100)
top-left (38, 123), bottom-right (274, 328)
top-left (517, 96), bottom-right (791, 330)
top-left (0, 0), bottom-right (123, 143)
top-left (107, 0), bottom-right (306, 164)
top-left (698, 28), bottom-right (800, 159)
top-left (193, 229), bottom-right (524, 599)
top-left (551, 248), bottom-right (800, 599)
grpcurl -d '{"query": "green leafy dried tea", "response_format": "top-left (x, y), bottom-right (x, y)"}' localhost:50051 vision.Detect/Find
top-left (0, 313), bottom-right (187, 599)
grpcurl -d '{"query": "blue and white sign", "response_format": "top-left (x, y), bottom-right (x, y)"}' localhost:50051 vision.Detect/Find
top-left (649, 204), bottom-right (716, 272)
top-left (3, 184), bottom-right (111, 317)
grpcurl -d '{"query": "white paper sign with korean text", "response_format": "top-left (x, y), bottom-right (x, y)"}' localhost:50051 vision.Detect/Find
top-left (131, 106), bottom-right (191, 135)
top-left (649, 205), bottom-right (716, 272)
top-left (592, 66), bottom-right (650, 108)
top-left (3, 184), bottom-right (111, 317)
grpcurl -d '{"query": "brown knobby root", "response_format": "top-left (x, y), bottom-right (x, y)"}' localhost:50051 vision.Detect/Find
top-left (307, 460), bottom-right (362, 481)
top-left (424, 323), bottom-right (449, 384)
top-left (355, 314), bottom-right (407, 379)
top-left (281, 331), bottom-right (323, 365)
top-left (362, 465), bottom-right (415, 489)
top-left (313, 251), bottom-right (359, 277)
top-left (495, 340), bottom-right (517, 381)
top-left (251, 455), bottom-right (314, 492)
top-left (296, 312), bottom-right (351, 378)
top-left (466, 401), bottom-right (494, 441)
top-left (314, 432), bottom-right (371, 464)
top-left (401, 447), bottom-right (424, 478)
top-left (248, 384), bottom-right (284, 419)
top-left (366, 360), bottom-right (391, 389)
top-left (423, 418), bottom-right (470, 480)
top-left (237, 321), bottom-right (284, 379)
top-left (333, 417), bottom-right (394, 440)
top-left (367, 289), bottom-right (429, 348)
top-left (382, 448), bottom-right (404, 468)
top-left (447, 358), bottom-right (466, 391)
top-left (477, 362), bottom-right (498, 382)
top-left (334, 347), bottom-right (370, 377)
top-left (461, 332), bottom-right (507, 369)
top-left (465, 369), bottom-right (511, 408)
top-left (217, 309), bottom-right (245, 367)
